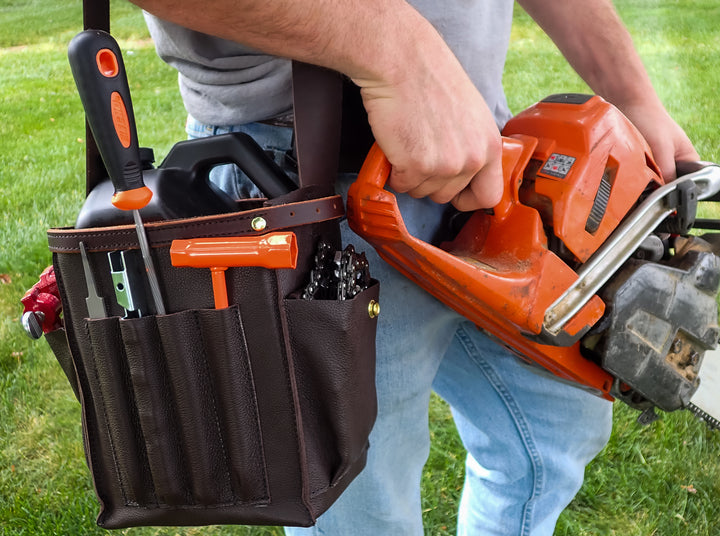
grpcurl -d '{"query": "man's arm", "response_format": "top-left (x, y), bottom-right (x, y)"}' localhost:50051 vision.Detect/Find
top-left (518, 0), bottom-right (699, 180)
top-left (131, 0), bottom-right (504, 210)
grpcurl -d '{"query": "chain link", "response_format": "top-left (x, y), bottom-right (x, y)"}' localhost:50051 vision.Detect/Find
top-left (302, 241), bottom-right (371, 300)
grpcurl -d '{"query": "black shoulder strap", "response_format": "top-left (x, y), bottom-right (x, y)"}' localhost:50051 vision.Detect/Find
top-left (83, 0), bottom-right (109, 30)
top-left (82, 0), bottom-right (109, 195)
top-left (293, 67), bottom-right (374, 180)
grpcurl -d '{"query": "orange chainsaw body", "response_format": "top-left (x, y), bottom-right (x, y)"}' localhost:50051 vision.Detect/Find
top-left (347, 95), bottom-right (664, 398)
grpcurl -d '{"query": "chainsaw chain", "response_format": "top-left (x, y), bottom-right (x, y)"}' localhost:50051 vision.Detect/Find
top-left (302, 241), bottom-right (371, 300)
top-left (334, 245), bottom-right (371, 300)
top-left (302, 240), bottom-right (334, 300)
top-left (688, 403), bottom-right (720, 431)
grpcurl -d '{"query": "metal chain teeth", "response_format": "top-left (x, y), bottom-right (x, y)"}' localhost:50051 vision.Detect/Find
top-left (688, 403), bottom-right (720, 431)
top-left (345, 251), bottom-right (370, 299)
top-left (302, 241), bottom-right (371, 300)
top-left (302, 240), bottom-right (334, 300)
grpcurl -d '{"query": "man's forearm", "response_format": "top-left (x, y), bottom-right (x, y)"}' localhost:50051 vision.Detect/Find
top-left (518, 0), bottom-right (661, 109)
top-left (132, 0), bottom-right (437, 88)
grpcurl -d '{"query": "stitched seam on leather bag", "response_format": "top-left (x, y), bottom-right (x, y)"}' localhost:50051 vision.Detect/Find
top-left (85, 319), bottom-right (130, 505)
top-left (228, 307), bottom-right (271, 503)
top-left (191, 309), bottom-right (235, 503)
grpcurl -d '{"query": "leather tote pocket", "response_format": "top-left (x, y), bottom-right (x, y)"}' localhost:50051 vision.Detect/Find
top-left (79, 307), bottom-right (270, 527)
top-left (284, 282), bottom-right (379, 504)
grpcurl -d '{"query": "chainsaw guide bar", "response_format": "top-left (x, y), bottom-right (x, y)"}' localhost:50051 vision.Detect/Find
top-left (688, 347), bottom-right (720, 430)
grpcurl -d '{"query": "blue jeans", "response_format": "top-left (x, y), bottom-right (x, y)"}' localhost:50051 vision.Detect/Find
top-left (187, 116), bottom-right (613, 536)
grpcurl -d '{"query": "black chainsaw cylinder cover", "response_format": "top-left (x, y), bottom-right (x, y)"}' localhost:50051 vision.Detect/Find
top-left (583, 238), bottom-right (720, 412)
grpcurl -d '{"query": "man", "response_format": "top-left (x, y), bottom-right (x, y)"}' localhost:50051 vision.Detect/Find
top-left (132, 0), bottom-right (699, 533)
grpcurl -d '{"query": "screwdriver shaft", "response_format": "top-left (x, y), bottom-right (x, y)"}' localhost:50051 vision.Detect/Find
top-left (133, 209), bottom-right (166, 315)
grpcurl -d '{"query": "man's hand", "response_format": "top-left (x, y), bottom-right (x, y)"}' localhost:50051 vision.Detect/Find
top-left (355, 27), bottom-right (504, 211)
top-left (618, 100), bottom-right (699, 182)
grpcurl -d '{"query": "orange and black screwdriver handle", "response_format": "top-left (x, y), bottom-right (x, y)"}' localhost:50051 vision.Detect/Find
top-left (68, 30), bottom-right (151, 211)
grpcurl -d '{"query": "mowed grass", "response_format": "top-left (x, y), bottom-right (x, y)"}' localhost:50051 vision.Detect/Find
top-left (1, 1), bottom-right (719, 535)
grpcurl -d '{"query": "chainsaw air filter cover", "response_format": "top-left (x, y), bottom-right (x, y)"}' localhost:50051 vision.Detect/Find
top-left (501, 93), bottom-right (665, 264)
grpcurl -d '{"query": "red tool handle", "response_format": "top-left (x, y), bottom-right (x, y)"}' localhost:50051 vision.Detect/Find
top-left (20, 266), bottom-right (63, 337)
top-left (68, 30), bottom-right (151, 211)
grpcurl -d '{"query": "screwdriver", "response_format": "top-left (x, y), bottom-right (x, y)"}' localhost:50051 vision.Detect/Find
top-left (68, 30), bottom-right (165, 315)
top-left (79, 241), bottom-right (107, 318)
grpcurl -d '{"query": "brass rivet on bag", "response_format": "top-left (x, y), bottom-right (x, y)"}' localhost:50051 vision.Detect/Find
top-left (368, 300), bottom-right (380, 319)
top-left (251, 217), bottom-right (267, 231)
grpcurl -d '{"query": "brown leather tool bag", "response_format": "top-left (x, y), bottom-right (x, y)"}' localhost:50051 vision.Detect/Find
top-left (45, 187), bottom-right (379, 529)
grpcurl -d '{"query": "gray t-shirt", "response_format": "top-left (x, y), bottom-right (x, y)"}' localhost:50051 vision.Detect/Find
top-left (144, 0), bottom-right (514, 127)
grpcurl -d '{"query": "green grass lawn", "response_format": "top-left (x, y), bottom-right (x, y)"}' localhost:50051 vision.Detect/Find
top-left (1, 1), bottom-right (719, 535)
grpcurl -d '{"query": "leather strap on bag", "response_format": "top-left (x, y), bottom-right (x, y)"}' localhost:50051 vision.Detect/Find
top-left (47, 194), bottom-right (344, 252)
top-left (291, 62), bottom-right (342, 187)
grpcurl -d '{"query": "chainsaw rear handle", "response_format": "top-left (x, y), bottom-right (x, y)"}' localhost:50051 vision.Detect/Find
top-left (355, 138), bottom-right (530, 221)
top-left (357, 140), bottom-right (514, 207)
top-left (348, 137), bottom-right (611, 395)
top-left (160, 133), bottom-right (298, 198)
top-left (355, 143), bottom-right (392, 190)
top-left (68, 30), bottom-right (150, 211)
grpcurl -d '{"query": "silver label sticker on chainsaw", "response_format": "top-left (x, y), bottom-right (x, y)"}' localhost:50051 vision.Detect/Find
top-left (542, 154), bottom-right (576, 178)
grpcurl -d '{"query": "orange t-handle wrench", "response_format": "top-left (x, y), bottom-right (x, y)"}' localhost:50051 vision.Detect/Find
top-left (170, 232), bottom-right (298, 309)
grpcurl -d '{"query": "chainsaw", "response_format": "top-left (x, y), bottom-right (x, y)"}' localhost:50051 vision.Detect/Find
top-left (347, 93), bottom-right (720, 429)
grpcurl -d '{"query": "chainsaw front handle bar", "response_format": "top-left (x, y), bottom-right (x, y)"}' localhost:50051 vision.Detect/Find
top-left (545, 163), bottom-right (720, 334)
top-left (691, 162), bottom-right (720, 200)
